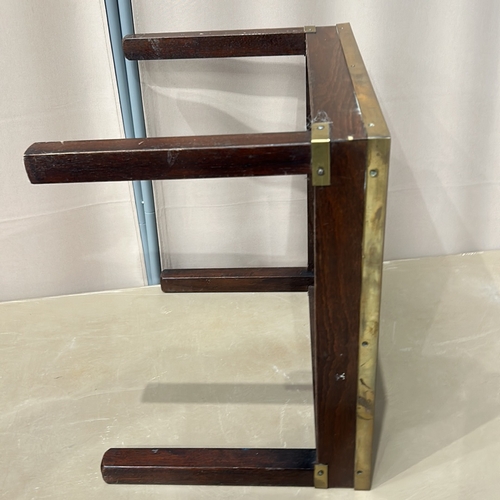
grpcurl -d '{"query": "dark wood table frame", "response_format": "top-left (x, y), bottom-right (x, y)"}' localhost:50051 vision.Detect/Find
top-left (24, 24), bottom-right (390, 490)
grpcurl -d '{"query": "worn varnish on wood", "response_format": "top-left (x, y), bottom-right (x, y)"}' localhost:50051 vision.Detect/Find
top-left (23, 24), bottom-right (390, 491)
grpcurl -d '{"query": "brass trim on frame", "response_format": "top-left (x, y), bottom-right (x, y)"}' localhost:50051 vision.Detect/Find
top-left (337, 23), bottom-right (390, 491)
top-left (355, 137), bottom-right (390, 490)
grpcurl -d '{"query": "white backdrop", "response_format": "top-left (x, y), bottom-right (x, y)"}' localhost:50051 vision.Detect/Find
top-left (2, 1), bottom-right (499, 301)
top-left (133, 0), bottom-right (500, 266)
top-left (0, 0), bottom-right (146, 302)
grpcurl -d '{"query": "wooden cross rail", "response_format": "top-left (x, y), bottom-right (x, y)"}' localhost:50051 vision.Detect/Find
top-left (24, 132), bottom-right (311, 183)
top-left (102, 448), bottom-right (317, 486)
top-left (122, 27), bottom-right (308, 59)
top-left (24, 24), bottom-right (390, 490)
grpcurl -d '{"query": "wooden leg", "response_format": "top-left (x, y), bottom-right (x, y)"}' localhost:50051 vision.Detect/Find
top-left (102, 448), bottom-right (316, 486)
top-left (160, 267), bottom-right (313, 292)
top-left (312, 141), bottom-right (368, 488)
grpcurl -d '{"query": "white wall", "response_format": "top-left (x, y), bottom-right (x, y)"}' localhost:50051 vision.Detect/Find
top-left (133, 0), bottom-right (500, 264)
top-left (0, 0), bottom-right (146, 301)
top-left (2, 0), bottom-right (498, 302)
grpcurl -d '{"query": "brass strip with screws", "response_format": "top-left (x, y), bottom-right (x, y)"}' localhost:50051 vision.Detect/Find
top-left (337, 23), bottom-right (390, 491)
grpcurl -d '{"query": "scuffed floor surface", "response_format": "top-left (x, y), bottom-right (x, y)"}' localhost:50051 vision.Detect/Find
top-left (1, 251), bottom-right (499, 499)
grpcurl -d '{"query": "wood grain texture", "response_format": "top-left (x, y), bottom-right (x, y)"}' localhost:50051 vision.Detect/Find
top-left (305, 58), bottom-right (315, 273)
top-left (307, 26), bottom-right (368, 488)
top-left (102, 448), bottom-right (316, 486)
top-left (306, 27), bottom-right (365, 141)
top-left (123, 28), bottom-right (306, 60)
top-left (161, 267), bottom-right (314, 293)
top-left (24, 132), bottom-right (310, 184)
top-left (313, 141), bottom-right (367, 488)
top-left (308, 286), bottom-right (316, 398)
top-left (307, 175), bottom-right (314, 271)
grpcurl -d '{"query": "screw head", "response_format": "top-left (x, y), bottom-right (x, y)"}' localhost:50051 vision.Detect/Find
top-left (317, 167), bottom-right (325, 176)
top-left (369, 169), bottom-right (378, 177)
top-left (317, 470), bottom-right (324, 476)
top-left (317, 125), bottom-right (324, 130)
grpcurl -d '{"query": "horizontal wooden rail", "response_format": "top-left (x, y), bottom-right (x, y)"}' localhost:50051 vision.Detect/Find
top-left (24, 132), bottom-right (311, 184)
top-left (123, 27), bottom-right (307, 60)
top-left (161, 267), bottom-right (314, 293)
top-left (102, 448), bottom-right (316, 486)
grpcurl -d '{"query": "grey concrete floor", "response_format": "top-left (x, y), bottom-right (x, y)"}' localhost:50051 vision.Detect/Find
top-left (1, 251), bottom-right (499, 499)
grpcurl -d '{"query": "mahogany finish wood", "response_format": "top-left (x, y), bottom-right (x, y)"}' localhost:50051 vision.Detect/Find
top-left (307, 176), bottom-right (314, 272)
top-left (25, 132), bottom-right (310, 184)
top-left (161, 267), bottom-right (314, 293)
top-left (307, 27), bottom-right (367, 488)
top-left (123, 27), bottom-right (306, 60)
top-left (305, 56), bottom-right (314, 273)
top-left (308, 286), bottom-right (316, 395)
top-left (102, 448), bottom-right (316, 486)
top-left (312, 141), bottom-right (367, 488)
top-left (306, 27), bottom-right (365, 140)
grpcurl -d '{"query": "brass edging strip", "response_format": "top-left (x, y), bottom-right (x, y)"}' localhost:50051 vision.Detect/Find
top-left (354, 137), bottom-right (390, 490)
top-left (336, 23), bottom-right (389, 139)
top-left (337, 23), bottom-right (390, 491)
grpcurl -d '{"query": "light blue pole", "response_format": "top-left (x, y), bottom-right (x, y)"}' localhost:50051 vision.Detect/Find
top-left (104, 0), bottom-right (161, 285)
top-left (117, 0), bottom-right (161, 285)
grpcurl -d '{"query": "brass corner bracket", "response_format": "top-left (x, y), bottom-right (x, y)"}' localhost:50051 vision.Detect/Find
top-left (311, 122), bottom-right (331, 186)
top-left (314, 464), bottom-right (328, 489)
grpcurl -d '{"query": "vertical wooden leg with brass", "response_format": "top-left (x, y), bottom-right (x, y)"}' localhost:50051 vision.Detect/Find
top-left (23, 24), bottom-right (390, 490)
top-left (307, 25), bottom-right (391, 489)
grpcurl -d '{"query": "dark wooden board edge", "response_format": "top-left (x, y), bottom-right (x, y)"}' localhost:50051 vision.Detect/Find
top-left (123, 28), bottom-right (306, 60)
top-left (306, 27), bottom-right (365, 140)
top-left (161, 267), bottom-right (314, 292)
top-left (307, 26), bottom-right (368, 488)
top-left (102, 448), bottom-right (316, 486)
top-left (24, 132), bottom-right (310, 184)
